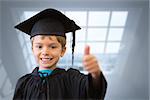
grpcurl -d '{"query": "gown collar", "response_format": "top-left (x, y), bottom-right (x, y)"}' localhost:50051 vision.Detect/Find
top-left (31, 67), bottom-right (66, 77)
top-left (38, 70), bottom-right (53, 77)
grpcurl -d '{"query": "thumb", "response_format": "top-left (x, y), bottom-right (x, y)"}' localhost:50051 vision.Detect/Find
top-left (84, 45), bottom-right (90, 55)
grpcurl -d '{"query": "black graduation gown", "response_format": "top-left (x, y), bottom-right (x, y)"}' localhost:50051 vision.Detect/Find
top-left (13, 67), bottom-right (107, 100)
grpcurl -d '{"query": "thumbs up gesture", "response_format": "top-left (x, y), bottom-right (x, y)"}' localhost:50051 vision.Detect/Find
top-left (83, 45), bottom-right (101, 79)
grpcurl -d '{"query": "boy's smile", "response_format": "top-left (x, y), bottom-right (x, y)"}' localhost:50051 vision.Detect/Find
top-left (32, 35), bottom-right (66, 70)
top-left (40, 57), bottom-right (53, 63)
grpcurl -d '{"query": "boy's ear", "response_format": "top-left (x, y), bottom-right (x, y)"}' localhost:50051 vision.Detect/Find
top-left (61, 47), bottom-right (66, 57)
top-left (31, 45), bottom-right (33, 50)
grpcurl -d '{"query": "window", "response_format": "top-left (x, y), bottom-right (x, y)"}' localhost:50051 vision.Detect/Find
top-left (18, 10), bottom-right (128, 73)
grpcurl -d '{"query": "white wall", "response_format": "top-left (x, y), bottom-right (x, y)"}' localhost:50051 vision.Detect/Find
top-left (121, 6), bottom-right (148, 99)
top-left (0, 1), bottom-right (1, 59)
top-left (0, 2), bottom-right (14, 100)
top-left (1, 1), bottom-right (29, 83)
top-left (149, 6), bottom-right (150, 98)
top-left (0, 1), bottom-right (28, 99)
top-left (105, 4), bottom-right (149, 99)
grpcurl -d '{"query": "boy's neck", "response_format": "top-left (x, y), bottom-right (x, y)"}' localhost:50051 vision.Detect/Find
top-left (39, 65), bottom-right (56, 71)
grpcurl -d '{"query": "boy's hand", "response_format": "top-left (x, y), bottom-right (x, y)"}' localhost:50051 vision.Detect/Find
top-left (83, 45), bottom-right (101, 79)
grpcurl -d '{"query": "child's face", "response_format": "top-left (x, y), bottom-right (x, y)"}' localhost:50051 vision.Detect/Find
top-left (32, 35), bottom-right (66, 70)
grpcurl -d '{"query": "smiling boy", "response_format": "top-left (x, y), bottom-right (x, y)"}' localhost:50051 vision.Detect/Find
top-left (13, 8), bottom-right (107, 100)
top-left (32, 35), bottom-right (66, 71)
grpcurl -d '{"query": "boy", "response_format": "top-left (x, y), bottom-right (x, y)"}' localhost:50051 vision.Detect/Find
top-left (13, 8), bottom-right (107, 100)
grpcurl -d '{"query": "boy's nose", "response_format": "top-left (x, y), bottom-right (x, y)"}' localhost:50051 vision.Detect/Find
top-left (41, 48), bottom-right (49, 56)
top-left (42, 52), bottom-right (49, 56)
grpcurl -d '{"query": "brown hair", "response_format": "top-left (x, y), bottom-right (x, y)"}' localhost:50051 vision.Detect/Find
top-left (31, 35), bottom-right (66, 49)
top-left (55, 36), bottom-right (66, 48)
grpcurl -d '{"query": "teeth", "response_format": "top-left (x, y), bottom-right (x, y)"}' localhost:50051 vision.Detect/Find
top-left (41, 57), bottom-right (52, 61)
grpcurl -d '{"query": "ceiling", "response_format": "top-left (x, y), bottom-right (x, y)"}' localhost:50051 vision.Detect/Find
top-left (0, 0), bottom-right (148, 2)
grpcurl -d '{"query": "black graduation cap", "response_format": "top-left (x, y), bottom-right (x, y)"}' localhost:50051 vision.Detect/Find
top-left (15, 8), bottom-right (81, 65)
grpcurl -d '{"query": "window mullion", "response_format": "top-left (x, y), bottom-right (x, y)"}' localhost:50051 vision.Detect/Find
top-left (104, 11), bottom-right (112, 54)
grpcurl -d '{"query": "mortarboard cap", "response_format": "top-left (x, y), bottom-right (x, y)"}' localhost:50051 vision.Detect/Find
top-left (15, 8), bottom-right (81, 65)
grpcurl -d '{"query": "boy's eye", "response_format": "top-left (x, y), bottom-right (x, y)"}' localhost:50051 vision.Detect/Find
top-left (49, 45), bottom-right (57, 49)
top-left (36, 45), bottom-right (42, 49)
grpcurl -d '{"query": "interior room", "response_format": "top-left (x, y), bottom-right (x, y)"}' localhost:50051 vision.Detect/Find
top-left (0, 0), bottom-right (149, 100)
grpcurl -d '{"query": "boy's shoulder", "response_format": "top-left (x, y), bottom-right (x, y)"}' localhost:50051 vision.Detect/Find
top-left (15, 73), bottom-right (32, 87)
top-left (66, 68), bottom-right (88, 77)
top-left (17, 73), bottom-right (32, 82)
top-left (67, 68), bottom-right (80, 73)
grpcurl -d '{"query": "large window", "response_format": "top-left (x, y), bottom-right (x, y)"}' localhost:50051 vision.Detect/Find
top-left (18, 10), bottom-right (128, 73)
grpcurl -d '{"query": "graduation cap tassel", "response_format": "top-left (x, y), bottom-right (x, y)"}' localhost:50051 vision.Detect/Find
top-left (72, 31), bottom-right (75, 66)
